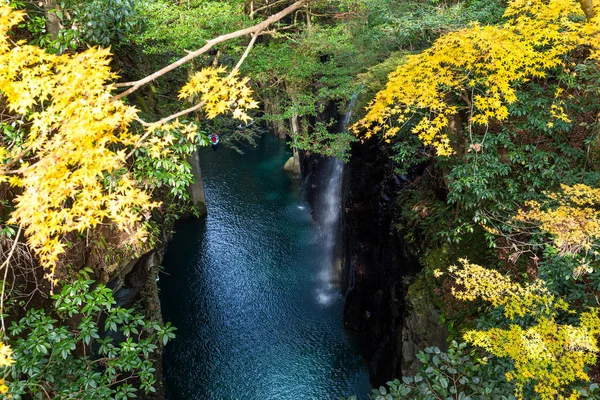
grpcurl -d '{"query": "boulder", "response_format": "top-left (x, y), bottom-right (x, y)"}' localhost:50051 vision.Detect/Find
top-left (283, 155), bottom-right (301, 175)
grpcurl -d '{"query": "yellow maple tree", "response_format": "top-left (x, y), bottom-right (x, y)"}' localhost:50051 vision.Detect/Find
top-left (353, 0), bottom-right (600, 156)
top-left (0, 4), bottom-right (259, 284)
top-left (437, 259), bottom-right (599, 399)
top-left (517, 184), bottom-right (600, 257)
top-left (0, 0), bottom-right (309, 384)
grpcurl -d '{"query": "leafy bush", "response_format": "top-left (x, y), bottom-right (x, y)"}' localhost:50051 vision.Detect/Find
top-left (368, 342), bottom-right (514, 400)
top-left (2, 270), bottom-right (175, 399)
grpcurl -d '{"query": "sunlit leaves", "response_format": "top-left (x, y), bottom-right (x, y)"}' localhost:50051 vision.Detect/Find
top-left (441, 260), bottom-right (600, 399)
top-left (447, 259), bottom-right (568, 320)
top-left (179, 66), bottom-right (259, 123)
top-left (0, 4), bottom-right (23, 53)
top-left (0, 4), bottom-right (259, 282)
top-left (0, 17), bottom-right (153, 281)
top-left (132, 0), bottom-right (250, 56)
top-left (354, 0), bottom-right (600, 156)
top-left (517, 184), bottom-right (600, 256)
top-left (0, 342), bottom-right (13, 368)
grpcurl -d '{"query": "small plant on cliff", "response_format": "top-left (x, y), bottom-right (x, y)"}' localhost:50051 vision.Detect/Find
top-left (1, 270), bottom-right (175, 399)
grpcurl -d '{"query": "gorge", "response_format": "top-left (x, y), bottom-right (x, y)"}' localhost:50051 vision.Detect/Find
top-left (2, 1), bottom-right (599, 398)
top-left (159, 133), bottom-right (370, 399)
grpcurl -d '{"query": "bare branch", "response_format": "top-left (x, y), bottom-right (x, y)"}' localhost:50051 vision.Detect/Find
top-left (127, 102), bottom-right (206, 159)
top-left (113, 81), bottom-right (136, 88)
top-left (0, 144), bottom-right (35, 172)
top-left (1, 224), bottom-right (22, 333)
top-left (250, 0), bottom-right (290, 18)
top-left (234, 32), bottom-right (260, 72)
top-left (128, 29), bottom-right (257, 152)
top-left (112, 0), bottom-right (309, 101)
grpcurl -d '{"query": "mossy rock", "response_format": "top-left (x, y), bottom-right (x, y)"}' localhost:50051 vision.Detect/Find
top-left (418, 227), bottom-right (498, 339)
top-left (283, 155), bottom-right (301, 175)
top-left (402, 273), bottom-right (449, 376)
top-left (422, 226), bottom-right (497, 271)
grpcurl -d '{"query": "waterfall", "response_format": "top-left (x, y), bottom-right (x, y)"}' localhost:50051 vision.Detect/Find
top-left (315, 95), bottom-right (358, 306)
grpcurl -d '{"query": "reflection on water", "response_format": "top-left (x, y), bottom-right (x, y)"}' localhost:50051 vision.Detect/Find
top-left (160, 134), bottom-right (369, 400)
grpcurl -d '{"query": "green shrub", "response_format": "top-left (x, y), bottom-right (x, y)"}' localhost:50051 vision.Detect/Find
top-left (3, 270), bottom-right (175, 399)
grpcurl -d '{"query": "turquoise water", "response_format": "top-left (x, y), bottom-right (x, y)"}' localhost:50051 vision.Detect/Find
top-left (159, 134), bottom-right (370, 400)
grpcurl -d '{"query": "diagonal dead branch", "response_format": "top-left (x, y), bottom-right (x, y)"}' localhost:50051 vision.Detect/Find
top-left (234, 32), bottom-right (260, 72)
top-left (1, 224), bottom-right (22, 332)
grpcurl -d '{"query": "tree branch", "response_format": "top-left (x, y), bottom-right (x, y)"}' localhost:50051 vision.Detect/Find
top-left (0, 144), bottom-right (35, 172)
top-left (128, 28), bottom-right (259, 155)
top-left (112, 0), bottom-right (309, 101)
top-left (1, 224), bottom-right (22, 333)
top-left (127, 102), bottom-right (206, 159)
top-left (234, 32), bottom-right (260, 72)
top-left (250, 0), bottom-right (290, 18)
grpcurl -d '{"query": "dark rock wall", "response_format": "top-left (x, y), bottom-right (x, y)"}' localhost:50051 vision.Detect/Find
top-left (342, 139), bottom-right (423, 386)
top-left (399, 274), bottom-right (448, 376)
top-left (106, 237), bottom-right (169, 400)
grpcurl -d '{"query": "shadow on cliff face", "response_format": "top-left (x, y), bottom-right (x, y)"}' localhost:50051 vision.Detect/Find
top-left (342, 137), bottom-right (427, 386)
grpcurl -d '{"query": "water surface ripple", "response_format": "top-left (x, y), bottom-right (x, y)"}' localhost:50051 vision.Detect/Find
top-left (160, 135), bottom-right (369, 400)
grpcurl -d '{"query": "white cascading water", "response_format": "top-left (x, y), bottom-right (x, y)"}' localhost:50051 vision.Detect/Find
top-left (315, 95), bottom-right (358, 306)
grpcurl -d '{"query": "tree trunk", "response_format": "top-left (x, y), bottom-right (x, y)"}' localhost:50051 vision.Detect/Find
top-left (447, 111), bottom-right (467, 160)
top-left (291, 113), bottom-right (300, 138)
top-left (42, 0), bottom-right (61, 39)
top-left (283, 113), bottom-right (302, 175)
top-left (442, 110), bottom-right (468, 189)
top-left (579, 0), bottom-right (596, 19)
top-left (186, 151), bottom-right (208, 217)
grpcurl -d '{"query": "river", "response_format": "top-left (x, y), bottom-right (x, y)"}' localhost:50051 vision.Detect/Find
top-left (159, 133), bottom-right (370, 400)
